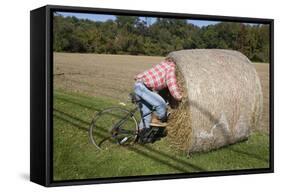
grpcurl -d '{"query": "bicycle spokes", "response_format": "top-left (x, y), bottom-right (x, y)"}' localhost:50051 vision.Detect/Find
top-left (89, 107), bottom-right (138, 150)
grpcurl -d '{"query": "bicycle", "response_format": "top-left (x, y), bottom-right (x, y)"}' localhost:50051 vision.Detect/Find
top-left (89, 93), bottom-right (168, 150)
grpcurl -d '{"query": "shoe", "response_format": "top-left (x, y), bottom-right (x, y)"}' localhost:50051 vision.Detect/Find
top-left (150, 116), bottom-right (167, 127)
top-left (137, 128), bottom-right (151, 144)
top-left (137, 128), bottom-right (147, 138)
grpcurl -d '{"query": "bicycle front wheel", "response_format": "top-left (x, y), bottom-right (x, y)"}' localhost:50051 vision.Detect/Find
top-left (89, 107), bottom-right (138, 150)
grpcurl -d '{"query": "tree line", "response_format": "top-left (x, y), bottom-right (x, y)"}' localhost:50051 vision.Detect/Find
top-left (53, 14), bottom-right (270, 62)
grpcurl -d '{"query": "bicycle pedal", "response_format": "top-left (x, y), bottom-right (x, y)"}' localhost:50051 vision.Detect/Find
top-left (119, 137), bottom-right (129, 144)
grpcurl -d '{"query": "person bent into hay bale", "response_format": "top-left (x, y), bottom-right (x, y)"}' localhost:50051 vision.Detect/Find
top-left (133, 57), bottom-right (183, 142)
top-left (133, 49), bottom-right (262, 152)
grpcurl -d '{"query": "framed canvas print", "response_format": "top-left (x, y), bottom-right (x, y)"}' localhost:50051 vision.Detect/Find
top-left (30, 5), bottom-right (274, 187)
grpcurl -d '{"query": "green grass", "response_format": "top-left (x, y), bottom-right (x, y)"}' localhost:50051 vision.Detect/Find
top-left (53, 90), bottom-right (270, 181)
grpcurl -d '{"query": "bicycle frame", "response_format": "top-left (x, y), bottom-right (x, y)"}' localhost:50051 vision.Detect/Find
top-left (111, 106), bottom-right (138, 136)
top-left (111, 99), bottom-right (154, 136)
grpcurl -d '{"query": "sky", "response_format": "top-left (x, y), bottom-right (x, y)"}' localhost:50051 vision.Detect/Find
top-left (56, 12), bottom-right (220, 27)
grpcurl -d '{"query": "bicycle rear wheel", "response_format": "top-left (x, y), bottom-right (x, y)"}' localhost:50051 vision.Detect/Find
top-left (89, 107), bottom-right (138, 150)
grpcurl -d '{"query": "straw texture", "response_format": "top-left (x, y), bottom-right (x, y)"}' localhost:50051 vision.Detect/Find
top-left (166, 49), bottom-right (263, 153)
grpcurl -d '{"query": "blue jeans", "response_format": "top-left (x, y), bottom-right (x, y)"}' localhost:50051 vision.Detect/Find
top-left (134, 82), bottom-right (166, 129)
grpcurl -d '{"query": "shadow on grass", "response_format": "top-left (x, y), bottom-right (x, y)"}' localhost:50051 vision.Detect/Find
top-left (54, 93), bottom-right (267, 173)
top-left (54, 114), bottom-right (88, 132)
top-left (228, 147), bottom-right (269, 163)
top-left (54, 108), bottom-right (89, 126)
top-left (53, 108), bottom-right (205, 172)
top-left (55, 94), bottom-right (102, 113)
top-left (139, 144), bottom-right (205, 171)
top-left (55, 96), bottom-right (129, 120)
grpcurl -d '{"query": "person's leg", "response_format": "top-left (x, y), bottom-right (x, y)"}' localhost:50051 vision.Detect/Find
top-left (134, 82), bottom-right (167, 121)
top-left (134, 83), bottom-right (152, 130)
top-left (147, 91), bottom-right (167, 121)
top-left (137, 100), bottom-right (153, 130)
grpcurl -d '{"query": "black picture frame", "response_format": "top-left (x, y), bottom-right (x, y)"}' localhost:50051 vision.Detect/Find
top-left (30, 4), bottom-right (274, 187)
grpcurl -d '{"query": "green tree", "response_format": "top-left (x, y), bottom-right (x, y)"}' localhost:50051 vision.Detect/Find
top-left (53, 14), bottom-right (270, 62)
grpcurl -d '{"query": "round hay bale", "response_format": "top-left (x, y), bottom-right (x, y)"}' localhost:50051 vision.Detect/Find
top-left (166, 49), bottom-right (263, 153)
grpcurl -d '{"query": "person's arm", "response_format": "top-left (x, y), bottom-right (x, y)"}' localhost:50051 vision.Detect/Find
top-left (166, 65), bottom-right (182, 101)
top-left (134, 71), bottom-right (145, 80)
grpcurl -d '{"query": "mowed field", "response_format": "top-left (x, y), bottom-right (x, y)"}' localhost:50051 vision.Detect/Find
top-left (255, 63), bottom-right (270, 132)
top-left (54, 52), bottom-right (270, 132)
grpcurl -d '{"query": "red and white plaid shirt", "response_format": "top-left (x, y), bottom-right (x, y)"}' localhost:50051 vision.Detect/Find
top-left (135, 61), bottom-right (182, 101)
